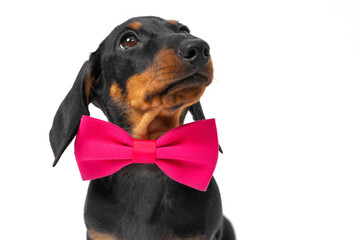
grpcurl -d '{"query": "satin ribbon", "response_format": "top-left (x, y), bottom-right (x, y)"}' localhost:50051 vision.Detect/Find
top-left (74, 116), bottom-right (219, 191)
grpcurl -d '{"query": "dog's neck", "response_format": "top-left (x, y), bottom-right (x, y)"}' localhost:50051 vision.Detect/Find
top-left (129, 107), bottom-right (185, 140)
top-left (121, 78), bottom-right (206, 140)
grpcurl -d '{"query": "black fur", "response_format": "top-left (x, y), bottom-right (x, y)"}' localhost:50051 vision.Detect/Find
top-left (50, 16), bottom-right (235, 240)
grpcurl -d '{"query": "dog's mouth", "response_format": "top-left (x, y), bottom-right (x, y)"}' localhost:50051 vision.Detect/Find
top-left (159, 74), bottom-right (208, 96)
top-left (146, 73), bottom-right (209, 101)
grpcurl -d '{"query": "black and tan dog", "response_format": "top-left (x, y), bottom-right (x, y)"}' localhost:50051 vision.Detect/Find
top-left (50, 16), bottom-right (235, 240)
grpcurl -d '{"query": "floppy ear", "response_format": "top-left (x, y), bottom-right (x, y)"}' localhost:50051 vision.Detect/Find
top-left (189, 101), bottom-right (223, 153)
top-left (189, 101), bottom-right (206, 121)
top-left (49, 60), bottom-right (93, 166)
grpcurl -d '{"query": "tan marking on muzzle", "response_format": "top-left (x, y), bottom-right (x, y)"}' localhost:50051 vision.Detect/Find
top-left (125, 47), bottom-right (213, 140)
top-left (110, 81), bottom-right (124, 102)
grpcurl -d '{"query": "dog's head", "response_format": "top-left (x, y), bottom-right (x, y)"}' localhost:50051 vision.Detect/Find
top-left (50, 16), bottom-right (214, 166)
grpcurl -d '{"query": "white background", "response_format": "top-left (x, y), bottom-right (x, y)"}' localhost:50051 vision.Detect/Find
top-left (1, 0), bottom-right (359, 239)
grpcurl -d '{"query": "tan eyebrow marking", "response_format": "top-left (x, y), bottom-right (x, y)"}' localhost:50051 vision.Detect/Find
top-left (128, 21), bottom-right (141, 30)
top-left (167, 20), bottom-right (178, 25)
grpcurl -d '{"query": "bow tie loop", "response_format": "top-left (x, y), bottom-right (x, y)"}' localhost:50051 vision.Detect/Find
top-left (132, 139), bottom-right (156, 164)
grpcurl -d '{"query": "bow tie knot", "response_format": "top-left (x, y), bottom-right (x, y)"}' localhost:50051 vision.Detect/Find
top-left (132, 139), bottom-right (156, 164)
top-left (75, 116), bottom-right (219, 191)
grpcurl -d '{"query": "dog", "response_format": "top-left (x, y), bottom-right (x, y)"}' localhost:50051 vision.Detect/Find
top-left (50, 16), bottom-right (235, 240)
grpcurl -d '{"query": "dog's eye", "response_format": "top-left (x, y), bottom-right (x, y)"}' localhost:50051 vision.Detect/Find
top-left (179, 26), bottom-right (190, 34)
top-left (120, 33), bottom-right (140, 49)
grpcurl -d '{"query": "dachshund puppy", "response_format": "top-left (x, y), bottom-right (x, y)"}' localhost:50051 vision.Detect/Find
top-left (50, 16), bottom-right (235, 240)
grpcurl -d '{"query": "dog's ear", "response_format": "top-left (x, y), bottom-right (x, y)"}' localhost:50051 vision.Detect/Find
top-left (189, 101), bottom-right (223, 153)
top-left (189, 101), bottom-right (206, 121)
top-left (49, 60), bottom-right (94, 166)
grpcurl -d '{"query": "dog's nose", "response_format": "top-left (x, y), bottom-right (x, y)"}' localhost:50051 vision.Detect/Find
top-left (178, 39), bottom-right (210, 66)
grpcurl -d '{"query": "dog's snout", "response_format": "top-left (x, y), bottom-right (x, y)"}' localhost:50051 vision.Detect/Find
top-left (178, 39), bottom-right (210, 66)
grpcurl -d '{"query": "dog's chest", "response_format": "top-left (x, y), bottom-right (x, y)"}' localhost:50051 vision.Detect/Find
top-left (84, 165), bottom-right (222, 240)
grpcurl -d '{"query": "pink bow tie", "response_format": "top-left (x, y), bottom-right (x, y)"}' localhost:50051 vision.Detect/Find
top-left (74, 116), bottom-right (219, 191)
